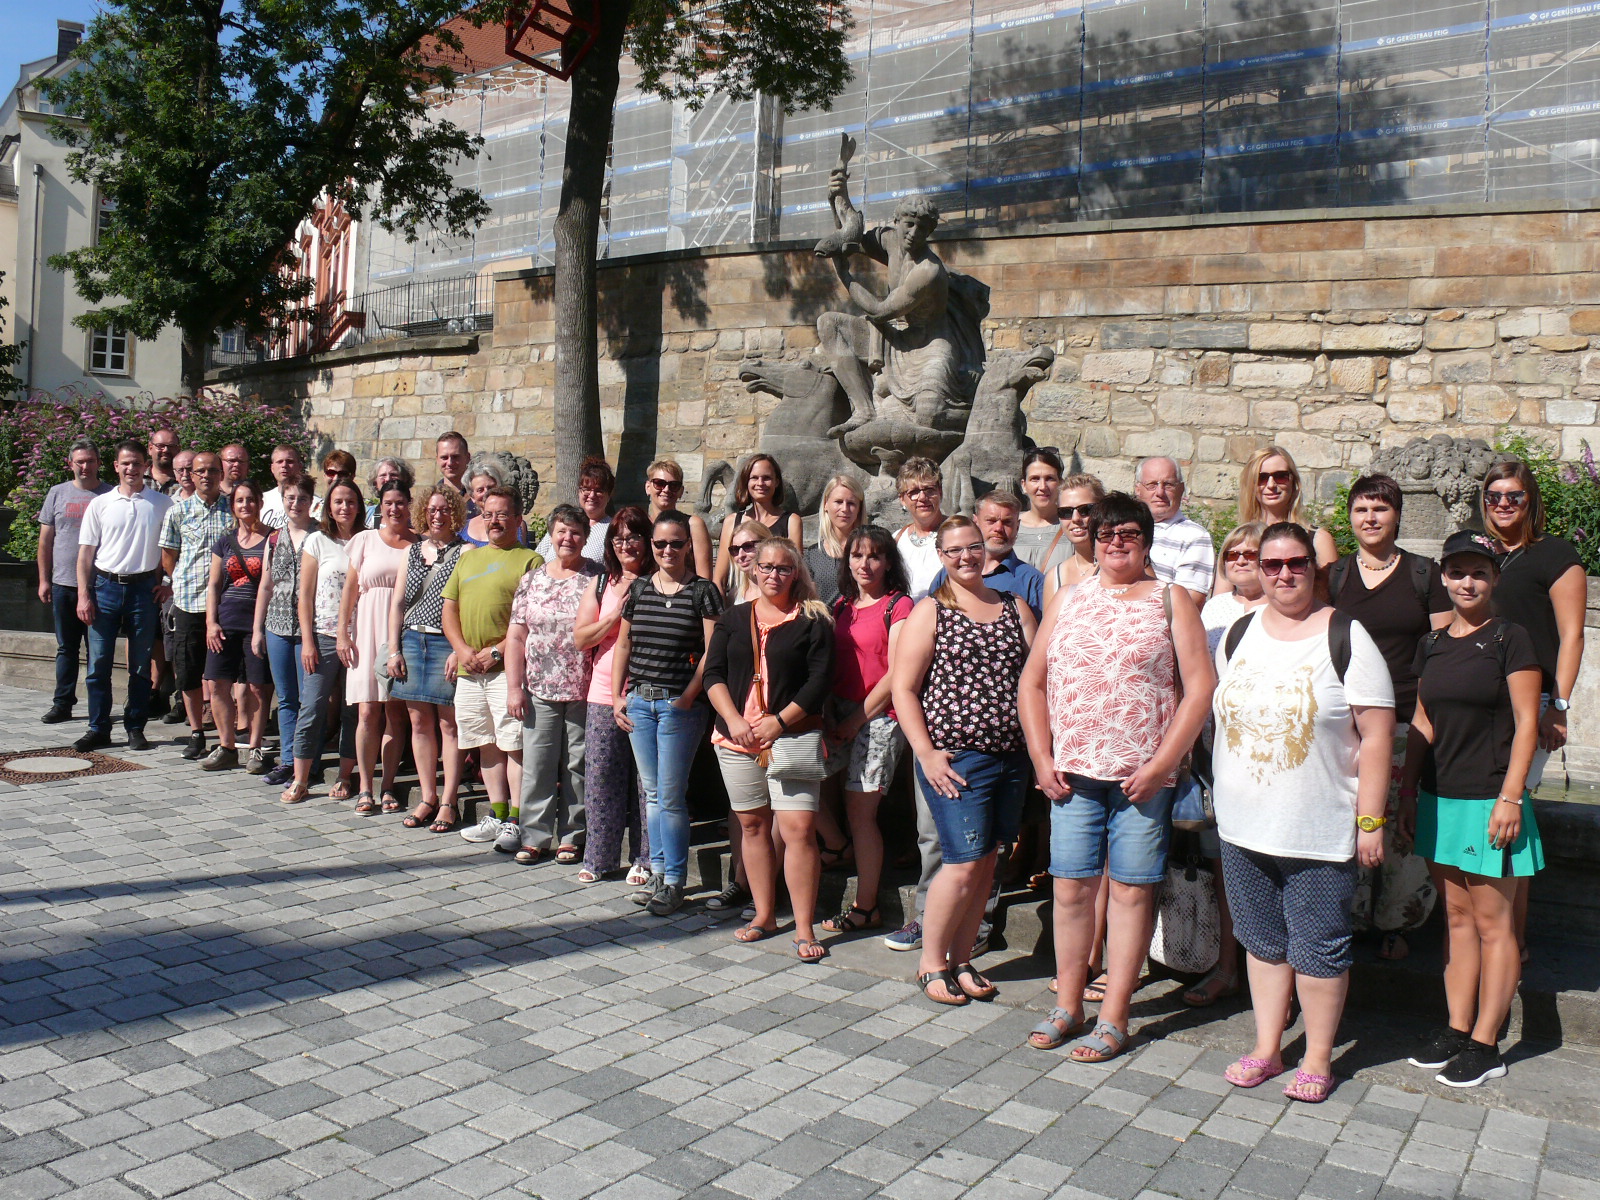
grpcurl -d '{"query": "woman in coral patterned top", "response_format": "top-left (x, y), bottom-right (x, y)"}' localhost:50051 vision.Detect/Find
top-left (1018, 492), bottom-right (1215, 1063)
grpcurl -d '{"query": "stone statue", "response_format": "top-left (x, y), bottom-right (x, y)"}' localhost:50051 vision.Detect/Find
top-left (941, 346), bottom-right (1056, 516)
top-left (468, 450), bottom-right (540, 519)
top-left (1369, 434), bottom-right (1504, 556)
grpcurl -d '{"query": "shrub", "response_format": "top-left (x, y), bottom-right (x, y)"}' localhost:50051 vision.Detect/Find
top-left (4, 388), bottom-right (310, 562)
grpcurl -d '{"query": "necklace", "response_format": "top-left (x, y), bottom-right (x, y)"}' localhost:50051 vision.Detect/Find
top-left (656, 571), bottom-right (684, 608)
top-left (1359, 550), bottom-right (1398, 570)
top-left (1099, 579), bottom-right (1137, 597)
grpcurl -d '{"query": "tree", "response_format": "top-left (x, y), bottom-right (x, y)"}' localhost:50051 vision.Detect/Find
top-left (42, 0), bottom-right (512, 394)
top-left (550, 1), bottom-right (851, 501)
top-left (0, 272), bottom-right (23, 400)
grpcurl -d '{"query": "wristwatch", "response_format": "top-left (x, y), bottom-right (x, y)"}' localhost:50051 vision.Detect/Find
top-left (489, 648), bottom-right (503, 666)
top-left (1357, 815), bottom-right (1387, 833)
top-left (1552, 697), bottom-right (1571, 712)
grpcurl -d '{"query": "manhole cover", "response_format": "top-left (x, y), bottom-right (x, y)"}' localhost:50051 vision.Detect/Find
top-left (0, 747), bottom-right (146, 785)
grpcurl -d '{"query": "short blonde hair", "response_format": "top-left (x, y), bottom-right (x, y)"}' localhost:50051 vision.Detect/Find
top-left (896, 456), bottom-right (942, 495)
top-left (645, 458), bottom-right (683, 482)
top-left (726, 519), bottom-right (774, 601)
top-left (1219, 520), bottom-right (1265, 560)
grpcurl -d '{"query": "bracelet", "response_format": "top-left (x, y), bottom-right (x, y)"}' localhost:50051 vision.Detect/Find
top-left (1497, 794), bottom-right (1524, 806)
top-left (774, 713), bottom-right (789, 733)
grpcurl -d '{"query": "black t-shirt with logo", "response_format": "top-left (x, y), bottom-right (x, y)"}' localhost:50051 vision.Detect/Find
top-left (1414, 618), bottom-right (1540, 800)
top-left (1491, 535), bottom-right (1583, 693)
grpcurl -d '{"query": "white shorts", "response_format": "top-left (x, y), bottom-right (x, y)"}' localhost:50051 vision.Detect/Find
top-left (715, 745), bottom-right (821, 813)
top-left (454, 671), bottom-right (521, 752)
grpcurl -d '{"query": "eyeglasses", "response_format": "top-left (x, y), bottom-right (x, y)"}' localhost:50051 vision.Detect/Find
top-left (1223, 548), bottom-right (1258, 563)
top-left (1094, 526), bottom-right (1144, 544)
top-left (1258, 470), bottom-right (1294, 488)
top-left (731, 541), bottom-right (759, 555)
top-left (174, 465), bottom-right (193, 474)
top-left (902, 485), bottom-right (941, 499)
top-left (1139, 480), bottom-right (1180, 493)
top-left (939, 543), bottom-right (985, 560)
top-left (578, 486), bottom-right (608, 498)
top-left (1485, 489), bottom-right (1527, 509)
top-left (612, 533), bottom-right (645, 546)
top-left (646, 477), bottom-right (684, 492)
top-left (1260, 556), bottom-right (1313, 577)
top-left (1061, 504), bottom-right (1096, 520)
top-left (754, 563), bottom-right (795, 577)
top-left (652, 538), bottom-right (688, 550)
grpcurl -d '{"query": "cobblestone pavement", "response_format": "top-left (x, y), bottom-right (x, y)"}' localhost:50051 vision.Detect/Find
top-left (0, 680), bottom-right (1595, 1200)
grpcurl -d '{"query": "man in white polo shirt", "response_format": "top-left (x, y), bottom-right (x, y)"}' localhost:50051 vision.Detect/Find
top-left (75, 440), bottom-right (173, 753)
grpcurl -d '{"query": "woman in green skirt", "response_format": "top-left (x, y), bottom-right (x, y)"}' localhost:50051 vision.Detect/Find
top-left (1398, 530), bottom-right (1543, 1089)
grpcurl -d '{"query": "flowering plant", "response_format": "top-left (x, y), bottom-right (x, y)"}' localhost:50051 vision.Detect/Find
top-left (1499, 434), bottom-right (1600, 575)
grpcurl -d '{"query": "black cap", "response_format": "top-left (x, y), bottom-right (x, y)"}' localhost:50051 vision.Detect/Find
top-left (1440, 529), bottom-right (1504, 567)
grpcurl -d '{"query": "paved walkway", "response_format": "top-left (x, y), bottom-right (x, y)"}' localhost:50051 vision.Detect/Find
top-left (0, 681), bottom-right (1594, 1200)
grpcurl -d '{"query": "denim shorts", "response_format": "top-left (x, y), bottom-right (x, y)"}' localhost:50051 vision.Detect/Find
top-left (914, 748), bottom-right (1029, 866)
top-left (1049, 774), bottom-right (1175, 886)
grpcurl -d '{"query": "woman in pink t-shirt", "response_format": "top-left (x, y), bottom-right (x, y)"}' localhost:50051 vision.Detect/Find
top-left (822, 526), bottom-right (913, 936)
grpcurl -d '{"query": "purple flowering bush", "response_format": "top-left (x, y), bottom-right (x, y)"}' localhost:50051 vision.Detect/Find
top-left (3, 388), bottom-right (309, 561)
top-left (1502, 434), bottom-right (1600, 575)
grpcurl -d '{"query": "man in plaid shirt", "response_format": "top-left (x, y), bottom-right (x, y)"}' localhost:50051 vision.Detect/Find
top-left (160, 452), bottom-right (232, 762)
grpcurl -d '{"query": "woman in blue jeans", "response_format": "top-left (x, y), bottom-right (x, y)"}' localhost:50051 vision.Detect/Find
top-left (1018, 492), bottom-right (1215, 1061)
top-left (892, 515), bottom-right (1037, 1008)
top-left (252, 477), bottom-right (318, 787)
top-left (610, 510), bottom-right (723, 916)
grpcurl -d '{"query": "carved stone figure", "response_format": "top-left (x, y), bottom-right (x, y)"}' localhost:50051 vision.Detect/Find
top-left (941, 346), bottom-right (1057, 516)
top-left (469, 450), bottom-right (540, 519)
top-left (1369, 434), bottom-right (1503, 556)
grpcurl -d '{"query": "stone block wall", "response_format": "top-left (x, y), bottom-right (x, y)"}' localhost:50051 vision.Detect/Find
top-left (211, 203), bottom-right (1600, 511)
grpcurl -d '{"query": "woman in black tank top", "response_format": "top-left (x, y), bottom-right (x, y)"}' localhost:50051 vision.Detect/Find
top-left (714, 454), bottom-right (803, 593)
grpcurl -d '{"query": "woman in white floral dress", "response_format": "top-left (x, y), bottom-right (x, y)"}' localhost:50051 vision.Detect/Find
top-left (506, 505), bottom-right (603, 870)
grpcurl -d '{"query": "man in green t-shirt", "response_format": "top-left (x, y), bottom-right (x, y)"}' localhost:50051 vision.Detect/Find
top-left (444, 486), bottom-right (542, 847)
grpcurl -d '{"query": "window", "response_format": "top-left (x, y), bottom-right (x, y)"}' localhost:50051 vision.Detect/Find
top-left (218, 328), bottom-right (245, 354)
top-left (89, 326), bottom-right (131, 375)
top-left (95, 195), bottom-right (116, 243)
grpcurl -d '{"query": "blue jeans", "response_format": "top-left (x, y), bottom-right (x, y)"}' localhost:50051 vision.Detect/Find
top-left (86, 572), bottom-right (158, 733)
top-left (265, 631), bottom-right (303, 760)
top-left (293, 634), bottom-right (357, 767)
top-left (626, 692), bottom-right (707, 886)
top-left (51, 585), bottom-right (87, 708)
top-left (1050, 774), bottom-right (1175, 886)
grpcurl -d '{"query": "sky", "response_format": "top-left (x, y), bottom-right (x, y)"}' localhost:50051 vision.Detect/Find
top-left (0, 1), bottom-right (103, 83)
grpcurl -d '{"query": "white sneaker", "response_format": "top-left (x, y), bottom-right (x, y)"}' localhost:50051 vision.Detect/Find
top-left (493, 822), bottom-right (523, 854)
top-left (460, 814), bottom-right (505, 843)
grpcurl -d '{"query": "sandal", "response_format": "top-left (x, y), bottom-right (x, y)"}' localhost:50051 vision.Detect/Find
top-left (1224, 1056), bottom-right (1284, 1088)
top-left (1182, 967), bottom-right (1242, 1009)
top-left (953, 962), bottom-right (997, 1002)
top-left (1028, 1007), bottom-right (1089, 1050)
top-left (353, 792), bottom-right (379, 816)
top-left (734, 924), bottom-right (776, 943)
top-left (794, 938), bottom-right (827, 963)
top-left (556, 846), bottom-right (581, 865)
top-left (626, 863), bottom-right (651, 886)
top-left (402, 802), bottom-right (439, 829)
top-left (1082, 973), bottom-right (1109, 1003)
top-left (329, 777), bottom-right (354, 801)
top-left (514, 848), bottom-right (543, 866)
top-left (381, 791), bottom-right (403, 815)
top-left (1028, 871), bottom-right (1053, 892)
top-left (278, 782), bottom-right (310, 805)
top-left (917, 969), bottom-right (970, 1007)
top-left (1283, 1069), bottom-right (1335, 1103)
top-left (576, 868), bottom-right (600, 883)
top-left (429, 804), bottom-right (458, 833)
top-left (821, 905), bottom-right (881, 934)
top-left (818, 836), bottom-right (853, 871)
top-left (1068, 1021), bottom-right (1129, 1064)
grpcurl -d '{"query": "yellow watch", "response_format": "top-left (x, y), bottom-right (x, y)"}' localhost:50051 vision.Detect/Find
top-left (1357, 815), bottom-right (1387, 833)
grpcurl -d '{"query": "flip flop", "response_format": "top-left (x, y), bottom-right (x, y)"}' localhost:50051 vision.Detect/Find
top-left (1223, 1056), bottom-right (1284, 1088)
top-left (1283, 1069), bottom-right (1335, 1103)
top-left (734, 924), bottom-right (776, 943)
top-left (329, 777), bottom-right (354, 801)
top-left (952, 962), bottom-right (997, 1001)
top-left (1028, 1007), bottom-right (1089, 1050)
top-left (1068, 1021), bottom-right (1129, 1064)
top-left (278, 782), bottom-right (310, 805)
top-left (794, 938), bottom-right (827, 963)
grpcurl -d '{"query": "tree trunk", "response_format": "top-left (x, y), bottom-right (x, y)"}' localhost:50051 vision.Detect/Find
top-left (181, 332), bottom-right (207, 397)
top-left (552, 4), bottom-right (628, 504)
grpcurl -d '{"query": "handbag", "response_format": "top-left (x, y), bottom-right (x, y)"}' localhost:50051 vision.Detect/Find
top-left (1170, 770), bottom-right (1214, 832)
top-left (1149, 847), bottom-right (1221, 974)
top-left (749, 605), bottom-right (827, 781)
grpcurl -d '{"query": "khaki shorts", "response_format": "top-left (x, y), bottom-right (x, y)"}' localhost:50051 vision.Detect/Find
top-left (454, 670), bottom-right (521, 752)
top-left (715, 744), bottom-right (820, 813)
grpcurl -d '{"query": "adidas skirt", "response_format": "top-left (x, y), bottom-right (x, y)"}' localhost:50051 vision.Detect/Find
top-left (1416, 791), bottom-right (1544, 879)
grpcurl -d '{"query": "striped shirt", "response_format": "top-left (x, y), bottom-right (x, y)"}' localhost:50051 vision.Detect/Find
top-left (621, 576), bottom-right (723, 693)
top-left (1149, 513), bottom-right (1216, 598)
top-left (159, 494), bottom-right (232, 614)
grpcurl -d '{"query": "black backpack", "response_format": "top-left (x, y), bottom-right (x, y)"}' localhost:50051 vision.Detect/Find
top-left (1223, 608), bottom-right (1356, 683)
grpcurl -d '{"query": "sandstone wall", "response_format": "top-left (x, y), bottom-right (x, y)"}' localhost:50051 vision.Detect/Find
top-left (209, 202), bottom-right (1600, 508)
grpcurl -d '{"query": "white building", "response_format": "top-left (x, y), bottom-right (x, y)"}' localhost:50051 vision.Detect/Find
top-left (0, 21), bottom-right (183, 402)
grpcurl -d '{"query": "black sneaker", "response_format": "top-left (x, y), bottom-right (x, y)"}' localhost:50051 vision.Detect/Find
top-left (73, 729), bottom-right (113, 753)
top-left (704, 881), bottom-right (750, 912)
top-left (181, 731), bottom-right (207, 761)
top-left (41, 704), bottom-right (73, 724)
top-left (631, 873), bottom-right (664, 907)
top-left (1437, 1040), bottom-right (1507, 1088)
top-left (1408, 1026), bottom-right (1471, 1070)
top-left (161, 705), bottom-right (187, 725)
top-left (125, 728), bottom-right (150, 752)
top-left (647, 883), bottom-right (685, 917)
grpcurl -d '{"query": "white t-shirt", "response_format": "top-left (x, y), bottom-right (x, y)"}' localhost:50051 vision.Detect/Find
top-left (302, 531), bottom-right (351, 638)
top-left (260, 485), bottom-right (322, 529)
top-left (79, 487), bottom-right (173, 575)
top-left (896, 526), bottom-right (944, 602)
top-left (1211, 613), bottom-right (1393, 862)
top-left (1200, 592), bottom-right (1258, 658)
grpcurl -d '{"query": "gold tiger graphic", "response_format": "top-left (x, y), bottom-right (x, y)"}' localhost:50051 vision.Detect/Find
top-left (1217, 662), bottom-right (1318, 783)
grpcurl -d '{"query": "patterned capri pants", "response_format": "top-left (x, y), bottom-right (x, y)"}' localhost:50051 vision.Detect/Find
top-left (583, 701), bottom-right (648, 875)
top-left (1221, 840), bottom-right (1358, 979)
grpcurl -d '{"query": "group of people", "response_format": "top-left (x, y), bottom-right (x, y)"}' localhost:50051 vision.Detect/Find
top-left (42, 431), bottom-right (1575, 1097)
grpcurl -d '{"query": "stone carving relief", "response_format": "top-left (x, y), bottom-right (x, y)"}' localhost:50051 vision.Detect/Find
top-left (468, 450), bottom-right (540, 518)
top-left (1368, 434), bottom-right (1503, 555)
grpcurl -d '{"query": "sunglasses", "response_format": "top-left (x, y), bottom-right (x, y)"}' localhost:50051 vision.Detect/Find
top-left (731, 541), bottom-right (759, 554)
top-left (1061, 504), bottom-right (1096, 520)
top-left (646, 478), bottom-right (684, 491)
top-left (1261, 555), bottom-right (1312, 577)
top-left (1094, 527), bottom-right (1143, 544)
top-left (1223, 548), bottom-right (1258, 563)
top-left (1485, 490), bottom-right (1527, 509)
top-left (1258, 470), bottom-right (1295, 488)
top-left (652, 538), bottom-right (687, 550)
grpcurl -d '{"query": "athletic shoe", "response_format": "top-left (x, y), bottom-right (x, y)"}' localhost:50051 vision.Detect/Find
top-left (161, 705), bottom-right (187, 725)
top-left (971, 932), bottom-right (990, 957)
top-left (1408, 1027), bottom-right (1471, 1070)
top-left (73, 729), bottom-right (113, 753)
top-left (245, 748), bottom-right (270, 775)
top-left (647, 883), bottom-right (685, 916)
top-left (883, 920), bottom-right (923, 951)
top-left (263, 762), bottom-right (295, 787)
top-left (125, 728), bottom-right (150, 752)
top-left (460, 814), bottom-right (507, 843)
top-left (1437, 1041), bottom-right (1507, 1088)
top-left (632, 873), bottom-right (664, 906)
top-left (704, 882), bottom-right (750, 912)
top-left (40, 704), bottom-right (73, 724)
top-left (494, 822), bottom-right (523, 854)
top-left (181, 731), bottom-right (207, 760)
top-left (200, 746), bottom-right (239, 771)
